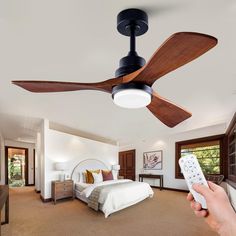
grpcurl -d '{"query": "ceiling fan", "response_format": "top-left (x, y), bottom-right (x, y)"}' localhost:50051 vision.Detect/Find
top-left (12, 9), bottom-right (217, 128)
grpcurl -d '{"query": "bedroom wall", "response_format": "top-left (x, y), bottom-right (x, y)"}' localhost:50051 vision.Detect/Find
top-left (35, 132), bottom-right (42, 192)
top-left (119, 123), bottom-right (226, 190)
top-left (34, 119), bottom-right (48, 194)
top-left (40, 120), bottom-right (119, 199)
top-left (4, 140), bottom-right (35, 185)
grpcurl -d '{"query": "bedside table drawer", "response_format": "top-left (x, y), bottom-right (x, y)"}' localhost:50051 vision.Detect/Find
top-left (56, 190), bottom-right (73, 199)
top-left (55, 182), bottom-right (73, 187)
top-left (55, 185), bottom-right (72, 191)
top-left (63, 190), bottom-right (73, 197)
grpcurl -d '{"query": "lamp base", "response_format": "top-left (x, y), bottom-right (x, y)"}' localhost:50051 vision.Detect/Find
top-left (59, 173), bottom-right (65, 182)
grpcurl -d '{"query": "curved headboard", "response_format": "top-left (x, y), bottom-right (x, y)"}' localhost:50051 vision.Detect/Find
top-left (71, 158), bottom-right (110, 183)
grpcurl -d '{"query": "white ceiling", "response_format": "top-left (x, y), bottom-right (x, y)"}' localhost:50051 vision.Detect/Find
top-left (0, 0), bottom-right (235, 146)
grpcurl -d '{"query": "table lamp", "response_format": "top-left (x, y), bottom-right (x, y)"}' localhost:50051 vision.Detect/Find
top-left (112, 164), bottom-right (120, 179)
top-left (55, 162), bottom-right (68, 181)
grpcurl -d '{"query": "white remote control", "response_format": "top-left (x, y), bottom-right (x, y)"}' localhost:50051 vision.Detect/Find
top-left (179, 154), bottom-right (209, 209)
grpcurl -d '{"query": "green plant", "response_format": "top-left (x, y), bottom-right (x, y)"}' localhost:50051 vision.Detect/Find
top-left (181, 145), bottom-right (220, 174)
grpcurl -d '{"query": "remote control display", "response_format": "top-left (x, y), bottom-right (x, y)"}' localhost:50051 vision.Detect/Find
top-left (179, 154), bottom-right (209, 209)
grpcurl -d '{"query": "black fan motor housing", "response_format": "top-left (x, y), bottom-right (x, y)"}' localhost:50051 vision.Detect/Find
top-left (115, 52), bottom-right (146, 77)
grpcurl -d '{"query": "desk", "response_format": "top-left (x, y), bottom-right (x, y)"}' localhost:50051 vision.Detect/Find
top-left (139, 174), bottom-right (163, 190)
top-left (0, 185), bottom-right (9, 236)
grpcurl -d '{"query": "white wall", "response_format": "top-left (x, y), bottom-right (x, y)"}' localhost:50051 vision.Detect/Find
top-left (0, 132), bottom-right (5, 184)
top-left (4, 140), bottom-right (35, 185)
top-left (35, 132), bottom-right (41, 192)
top-left (120, 124), bottom-right (226, 190)
top-left (39, 119), bottom-right (47, 197)
top-left (39, 120), bottom-right (118, 199)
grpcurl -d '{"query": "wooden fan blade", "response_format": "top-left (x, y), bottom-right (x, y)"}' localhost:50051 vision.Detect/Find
top-left (147, 91), bottom-right (192, 127)
top-left (12, 78), bottom-right (122, 93)
top-left (123, 32), bottom-right (217, 85)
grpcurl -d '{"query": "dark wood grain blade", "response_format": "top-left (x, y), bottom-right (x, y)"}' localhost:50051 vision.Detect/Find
top-left (12, 78), bottom-right (123, 93)
top-left (123, 32), bottom-right (217, 86)
top-left (147, 91), bottom-right (192, 127)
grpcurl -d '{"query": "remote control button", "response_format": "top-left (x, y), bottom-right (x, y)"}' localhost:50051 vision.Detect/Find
top-left (184, 165), bottom-right (189, 172)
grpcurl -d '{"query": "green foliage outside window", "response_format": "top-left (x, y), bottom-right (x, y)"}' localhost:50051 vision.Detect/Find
top-left (181, 145), bottom-right (220, 174)
top-left (8, 156), bottom-right (25, 187)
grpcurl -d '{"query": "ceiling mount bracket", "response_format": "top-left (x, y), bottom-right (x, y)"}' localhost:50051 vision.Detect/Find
top-left (115, 9), bottom-right (148, 78)
top-left (117, 9), bottom-right (148, 37)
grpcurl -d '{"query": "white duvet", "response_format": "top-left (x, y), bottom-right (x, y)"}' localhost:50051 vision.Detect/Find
top-left (81, 179), bottom-right (154, 217)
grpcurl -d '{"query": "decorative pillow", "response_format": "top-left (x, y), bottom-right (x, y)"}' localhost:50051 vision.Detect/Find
top-left (102, 170), bottom-right (114, 181)
top-left (92, 171), bottom-right (103, 184)
top-left (86, 169), bottom-right (100, 184)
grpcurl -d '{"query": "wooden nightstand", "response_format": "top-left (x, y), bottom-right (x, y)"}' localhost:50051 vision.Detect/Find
top-left (51, 180), bottom-right (74, 204)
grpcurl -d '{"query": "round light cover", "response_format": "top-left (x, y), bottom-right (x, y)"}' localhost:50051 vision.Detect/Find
top-left (112, 83), bottom-right (152, 109)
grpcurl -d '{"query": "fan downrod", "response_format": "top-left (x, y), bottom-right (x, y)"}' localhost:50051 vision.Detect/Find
top-left (115, 9), bottom-right (148, 78)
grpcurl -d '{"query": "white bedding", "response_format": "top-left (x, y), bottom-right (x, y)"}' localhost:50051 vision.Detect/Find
top-left (80, 179), bottom-right (154, 217)
top-left (75, 182), bottom-right (91, 192)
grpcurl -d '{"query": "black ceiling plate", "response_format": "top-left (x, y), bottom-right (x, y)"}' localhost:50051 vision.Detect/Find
top-left (117, 9), bottom-right (148, 37)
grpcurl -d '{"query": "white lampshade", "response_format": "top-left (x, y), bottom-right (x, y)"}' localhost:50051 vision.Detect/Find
top-left (55, 162), bottom-right (68, 171)
top-left (112, 164), bottom-right (120, 171)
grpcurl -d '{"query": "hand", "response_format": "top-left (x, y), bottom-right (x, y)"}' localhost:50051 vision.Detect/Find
top-left (187, 181), bottom-right (236, 236)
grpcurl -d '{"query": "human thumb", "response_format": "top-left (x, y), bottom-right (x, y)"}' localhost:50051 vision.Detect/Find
top-left (192, 184), bottom-right (212, 199)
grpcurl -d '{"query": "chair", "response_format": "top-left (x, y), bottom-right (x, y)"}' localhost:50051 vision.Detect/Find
top-left (205, 174), bottom-right (224, 185)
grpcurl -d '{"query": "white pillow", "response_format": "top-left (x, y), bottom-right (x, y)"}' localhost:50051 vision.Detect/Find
top-left (92, 171), bottom-right (103, 184)
top-left (78, 172), bottom-right (87, 183)
top-left (78, 172), bottom-right (82, 183)
top-left (112, 170), bottom-right (118, 180)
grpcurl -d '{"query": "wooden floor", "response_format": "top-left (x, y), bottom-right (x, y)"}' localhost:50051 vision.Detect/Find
top-left (2, 187), bottom-right (217, 236)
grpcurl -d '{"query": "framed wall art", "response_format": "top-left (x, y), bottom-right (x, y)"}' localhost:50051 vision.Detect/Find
top-left (143, 150), bottom-right (163, 170)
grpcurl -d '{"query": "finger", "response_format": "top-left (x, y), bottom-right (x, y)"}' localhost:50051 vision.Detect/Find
top-left (194, 202), bottom-right (202, 211)
top-left (187, 193), bottom-right (194, 201)
top-left (192, 184), bottom-right (212, 199)
top-left (194, 210), bottom-right (208, 218)
top-left (190, 201), bottom-right (202, 211)
top-left (190, 201), bottom-right (195, 210)
top-left (207, 181), bottom-right (220, 191)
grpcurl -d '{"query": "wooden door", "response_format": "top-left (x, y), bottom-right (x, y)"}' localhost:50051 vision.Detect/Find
top-left (119, 149), bottom-right (135, 180)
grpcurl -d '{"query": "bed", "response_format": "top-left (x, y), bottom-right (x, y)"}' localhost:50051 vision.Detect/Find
top-left (71, 159), bottom-right (154, 218)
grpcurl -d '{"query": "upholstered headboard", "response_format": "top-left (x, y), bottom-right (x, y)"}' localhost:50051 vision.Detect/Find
top-left (71, 158), bottom-right (110, 183)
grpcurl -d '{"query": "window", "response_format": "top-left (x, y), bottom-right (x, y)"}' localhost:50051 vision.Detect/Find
top-left (175, 135), bottom-right (226, 179)
top-left (227, 113), bottom-right (236, 183)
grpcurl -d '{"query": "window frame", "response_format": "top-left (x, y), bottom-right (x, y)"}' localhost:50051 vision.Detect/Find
top-left (175, 134), bottom-right (226, 179)
top-left (226, 113), bottom-right (236, 184)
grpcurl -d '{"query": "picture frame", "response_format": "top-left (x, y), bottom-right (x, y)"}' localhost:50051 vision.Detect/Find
top-left (143, 150), bottom-right (163, 170)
